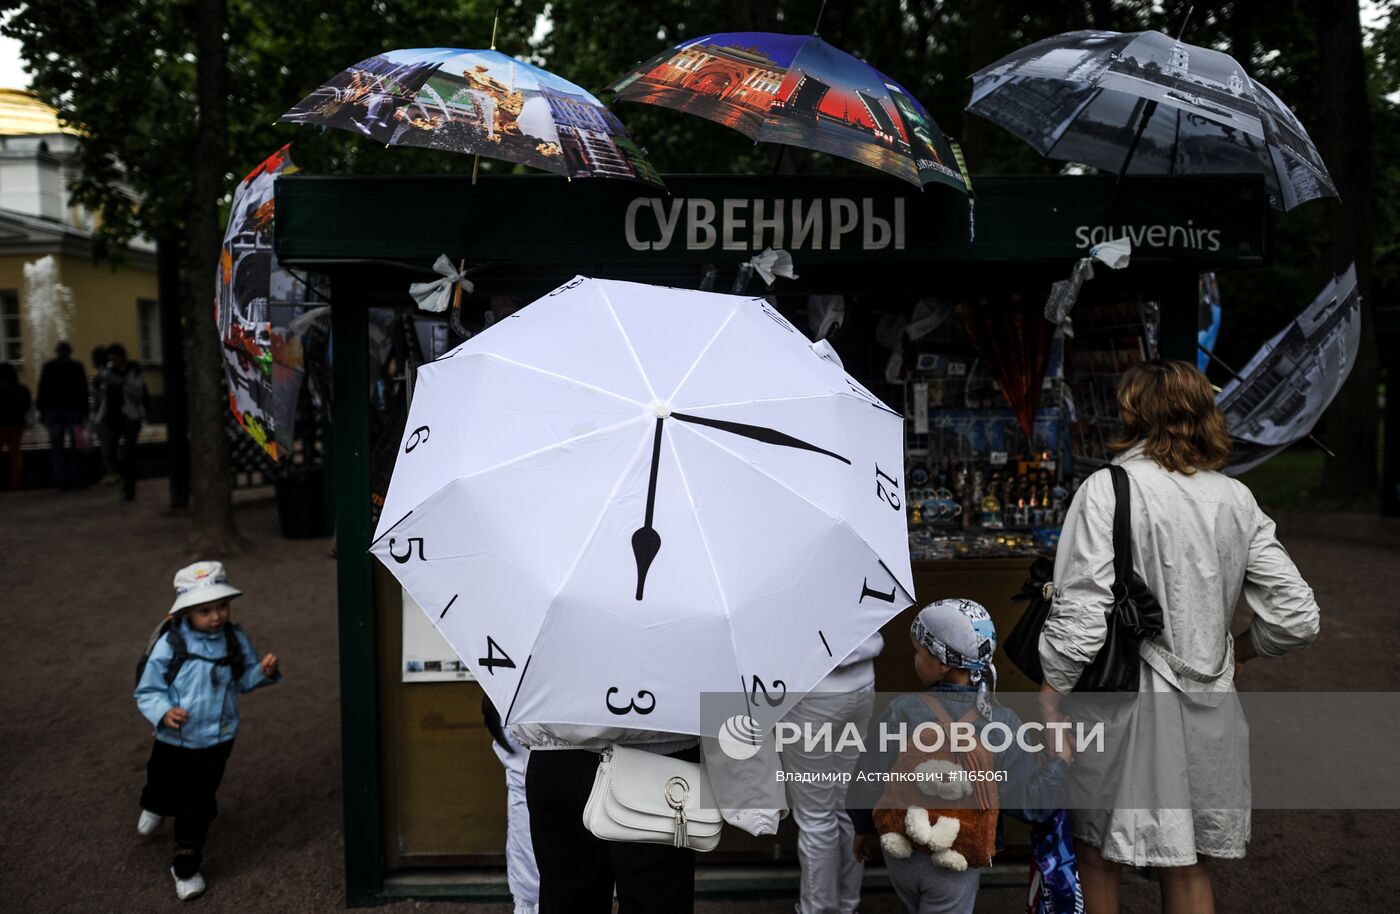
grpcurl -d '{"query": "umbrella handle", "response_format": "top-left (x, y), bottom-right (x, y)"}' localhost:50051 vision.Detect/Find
top-left (476, 7), bottom-right (500, 187)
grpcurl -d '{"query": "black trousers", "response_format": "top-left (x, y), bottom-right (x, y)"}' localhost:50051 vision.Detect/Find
top-left (140, 739), bottom-right (235, 877)
top-left (526, 748), bottom-right (697, 914)
top-left (102, 419), bottom-right (141, 499)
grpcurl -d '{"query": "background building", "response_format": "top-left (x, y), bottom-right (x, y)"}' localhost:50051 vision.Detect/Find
top-left (0, 88), bottom-right (162, 402)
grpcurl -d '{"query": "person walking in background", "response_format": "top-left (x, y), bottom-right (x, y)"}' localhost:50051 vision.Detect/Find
top-left (35, 340), bottom-right (89, 489)
top-left (96, 342), bottom-right (148, 501)
top-left (1039, 360), bottom-right (1320, 914)
top-left (88, 344), bottom-right (113, 483)
top-left (0, 362), bottom-right (32, 490)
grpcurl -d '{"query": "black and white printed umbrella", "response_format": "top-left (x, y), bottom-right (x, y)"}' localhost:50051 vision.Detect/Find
top-left (369, 276), bottom-right (913, 735)
top-left (1216, 264), bottom-right (1360, 475)
top-left (966, 30), bottom-right (1336, 211)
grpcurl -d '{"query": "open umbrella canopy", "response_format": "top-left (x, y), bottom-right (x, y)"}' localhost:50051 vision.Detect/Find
top-left (369, 277), bottom-right (914, 735)
top-left (281, 48), bottom-right (662, 185)
top-left (217, 145), bottom-right (322, 461)
top-left (1217, 264), bottom-right (1360, 475)
top-left (967, 30), bottom-right (1336, 211)
top-left (608, 32), bottom-right (970, 192)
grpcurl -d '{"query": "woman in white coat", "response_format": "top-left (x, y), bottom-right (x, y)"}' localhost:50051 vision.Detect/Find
top-left (1039, 360), bottom-right (1320, 914)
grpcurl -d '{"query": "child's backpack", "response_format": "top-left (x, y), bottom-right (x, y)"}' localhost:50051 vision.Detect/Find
top-left (872, 694), bottom-right (999, 871)
top-left (134, 617), bottom-right (246, 688)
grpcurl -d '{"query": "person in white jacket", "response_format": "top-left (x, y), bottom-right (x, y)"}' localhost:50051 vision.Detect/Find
top-left (782, 633), bottom-right (883, 914)
top-left (1038, 360), bottom-right (1320, 914)
top-left (485, 697), bottom-right (539, 914)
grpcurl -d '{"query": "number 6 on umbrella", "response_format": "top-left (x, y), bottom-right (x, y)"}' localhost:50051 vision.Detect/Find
top-left (370, 277), bottom-right (914, 736)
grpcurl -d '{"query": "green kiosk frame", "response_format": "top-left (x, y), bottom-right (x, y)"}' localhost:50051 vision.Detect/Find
top-left (274, 172), bottom-right (1270, 906)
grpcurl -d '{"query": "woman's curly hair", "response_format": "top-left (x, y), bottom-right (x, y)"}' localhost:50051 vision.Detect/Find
top-left (1111, 359), bottom-right (1232, 474)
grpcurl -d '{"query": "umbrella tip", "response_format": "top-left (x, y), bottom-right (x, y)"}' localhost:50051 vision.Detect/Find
top-left (653, 403), bottom-right (672, 418)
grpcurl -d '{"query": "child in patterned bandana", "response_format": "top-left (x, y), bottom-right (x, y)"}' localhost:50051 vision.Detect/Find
top-left (133, 561), bottom-right (281, 902)
top-left (909, 599), bottom-right (1001, 719)
top-left (849, 599), bottom-right (1069, 914)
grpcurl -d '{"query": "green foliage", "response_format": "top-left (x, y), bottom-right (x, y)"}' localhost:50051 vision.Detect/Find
top-left (3, 0), bottom-right (1396, 371)
top-left (534, 0), bottom-right (1160, 176)
top-left (1, 0), bottom-right (547, 255)
top-left (2, 1), bottom-right (197, 251)
top-left (1369, 0), bottom-right (1400, 309)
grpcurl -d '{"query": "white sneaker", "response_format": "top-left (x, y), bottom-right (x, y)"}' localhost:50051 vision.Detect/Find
top-left (171, 868), bottom-right (206, 901)
top-left (137, 810), bottom-right (164, 836)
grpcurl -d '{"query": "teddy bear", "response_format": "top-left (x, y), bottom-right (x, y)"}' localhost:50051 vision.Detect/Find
top-left (873, 756), bottom-right (998, 872)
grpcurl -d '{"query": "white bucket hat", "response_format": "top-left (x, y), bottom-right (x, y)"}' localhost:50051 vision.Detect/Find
top-left (169, 561), bottom-right (242, 615)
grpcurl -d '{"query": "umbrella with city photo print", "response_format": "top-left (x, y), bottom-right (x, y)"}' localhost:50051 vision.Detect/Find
top-left (280, 47), bottom-right (663, 185)
top-left (966, 28), bottom-right (1336, 210)
top-left (607, 31), bottom-right (971, 192)
top-left (1213, 264), bottom-right (1361, 475)
top-left (216, 144), bottom-right (327, 462)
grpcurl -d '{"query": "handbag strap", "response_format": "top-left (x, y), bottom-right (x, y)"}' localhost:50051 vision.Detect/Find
top-left (1105, 464), bottom-right (1134, 590)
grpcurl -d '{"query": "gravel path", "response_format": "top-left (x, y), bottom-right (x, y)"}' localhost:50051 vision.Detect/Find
top-left (1, 485), bottom-right (1395, 912)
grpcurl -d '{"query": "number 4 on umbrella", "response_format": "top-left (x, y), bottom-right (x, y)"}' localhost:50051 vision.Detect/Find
top-left (479, 636), bottom-right (517, 675)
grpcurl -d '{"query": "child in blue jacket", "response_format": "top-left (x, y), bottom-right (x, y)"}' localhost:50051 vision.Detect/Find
top-left (134, 561), bottom-right (280, 901)
top-left (849, 600), bottom-right (1069, 914)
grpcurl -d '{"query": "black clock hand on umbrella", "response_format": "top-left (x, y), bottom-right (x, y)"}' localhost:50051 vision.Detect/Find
top-left (671, 413), bottom-right (852, 465)
top-left (632, 417), bottom-right (666, 601)
top-left (631, 409), bottom-right (851, 601)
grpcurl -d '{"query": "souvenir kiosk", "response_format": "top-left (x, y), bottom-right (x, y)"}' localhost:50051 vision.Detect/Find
top-left (274, 171), bottom-right (1269, 904)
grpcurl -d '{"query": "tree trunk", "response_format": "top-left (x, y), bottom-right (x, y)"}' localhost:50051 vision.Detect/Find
top-left (185, 0), bottom-right (240, 552)
top-left (1312, 0), bottom-right (1379, 500)
top-left (958, 1), bottom-right (1000, 166)
top-left (157, 236), bottom-right (189, 510)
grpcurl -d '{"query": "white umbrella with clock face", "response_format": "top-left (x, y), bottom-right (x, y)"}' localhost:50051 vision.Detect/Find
top-left (370, 276), bottom-right (913, 735)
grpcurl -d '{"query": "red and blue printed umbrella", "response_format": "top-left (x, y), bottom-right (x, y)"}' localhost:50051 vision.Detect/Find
top-left (607, 32), bottom-right (970, 193)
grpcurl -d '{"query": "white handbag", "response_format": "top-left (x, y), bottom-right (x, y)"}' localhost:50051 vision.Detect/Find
top-left (582, 744), bottom-right (723, 852)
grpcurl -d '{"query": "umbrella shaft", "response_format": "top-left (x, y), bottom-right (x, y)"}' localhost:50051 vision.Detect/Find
top-left (1118, 100), bottom-right (1159, 181)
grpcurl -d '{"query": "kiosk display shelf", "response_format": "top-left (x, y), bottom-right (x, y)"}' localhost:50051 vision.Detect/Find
top-left (272, 172), bottom-right (1268, 903)
top-left (893, 292), bottom-right (1161, 560)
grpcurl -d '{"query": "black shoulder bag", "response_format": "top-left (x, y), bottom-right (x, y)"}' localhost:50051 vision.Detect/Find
top-left (1001, 465), bottom-right (1164, 691)
top-left (1002, 556), bottom-right (1056, 683)
top-left (1073, 464), bottom-right (1164, 692)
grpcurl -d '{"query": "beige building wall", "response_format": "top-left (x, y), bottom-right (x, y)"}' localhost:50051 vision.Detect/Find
top-left (0, 252), bottom-right (162, 397)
